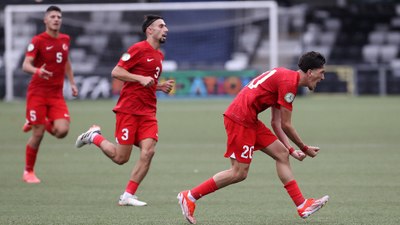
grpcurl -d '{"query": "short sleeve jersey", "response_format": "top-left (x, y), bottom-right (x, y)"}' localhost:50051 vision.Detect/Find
top-left (113, 41), bottom-right (164, 116)
top-left (224, 67), bottom-right (300, 128)
top-left (25, 32), bottom-right (70, 98)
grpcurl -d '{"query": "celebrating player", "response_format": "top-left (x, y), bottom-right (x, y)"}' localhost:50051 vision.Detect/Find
top-left (75, 15), bottom-right (174, 206)
top-left (22, 6), bottom-right (78, 183)
top-left (177, 51), bottom-right (329, 224)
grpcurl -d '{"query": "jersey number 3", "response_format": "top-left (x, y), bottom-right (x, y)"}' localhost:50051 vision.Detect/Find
top-left (247, 69), bottom-right (276, 89)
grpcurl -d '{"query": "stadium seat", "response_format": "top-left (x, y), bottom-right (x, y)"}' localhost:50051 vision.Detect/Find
top-left (380, 44), bottom-right (398, 63)
top-left (368, 31), bottom-right (386, 45)
top-left (386, 31), bottom-right (400, 44)
top-left (362, 44), bottom-right (380, 64)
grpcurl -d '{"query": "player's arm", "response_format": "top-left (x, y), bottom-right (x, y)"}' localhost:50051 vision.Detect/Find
top-left (65, 58), bottom-right (78, 97)
top-left (156, 80), bottom-right (175, 93)
top-left (22, 56), bottom-right (52, 80)
top-left (271, 106), bottom-right (305, 161)
top-left (111, 65), bottom-right (154, 87)
top-left (280, 106), bottom-right (320, 158)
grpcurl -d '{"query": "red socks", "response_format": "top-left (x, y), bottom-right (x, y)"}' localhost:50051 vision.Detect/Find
top-left (190, 178), bottom-right (218, 200)
top-left (125, 180), bottom-right (139, 195)
top-left (25, 145), bottom-right (38, 172)
top-left (93, 134), bottom-right (105, 147)
top-left (284, 180), bottom-right (305, 206)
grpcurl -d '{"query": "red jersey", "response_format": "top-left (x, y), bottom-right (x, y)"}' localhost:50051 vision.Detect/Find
top-left (224, 67), bottom-right (300, 128)
top-left (25, 32), bottom-right (70, 98)
top-left (113, 41), bottom-right (164, 116)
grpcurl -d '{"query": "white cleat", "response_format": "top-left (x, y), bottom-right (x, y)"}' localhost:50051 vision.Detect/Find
top-left (75, 125), bottom-right (101, 148)
top-left (118, 195), bottom-right (147, 206)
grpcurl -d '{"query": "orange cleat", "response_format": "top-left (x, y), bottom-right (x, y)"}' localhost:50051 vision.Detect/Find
top-left (22, 170), bottom-right (41, 184)
top-left (22, 121), bottom-right (32, 133)
top-left (297, 195), bottom-right (329, 219)
top-left (177, 190), bottom-right (197, 224)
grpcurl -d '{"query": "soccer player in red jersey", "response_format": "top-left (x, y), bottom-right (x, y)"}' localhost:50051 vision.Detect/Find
top-left (177, 51), bottom-right (329, 224)
top-left (75, 15), bottom-right (174, 206)
top-left (21, 6), bottom-right (78, 184)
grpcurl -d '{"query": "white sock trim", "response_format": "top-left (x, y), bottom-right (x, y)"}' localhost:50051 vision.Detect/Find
top-left (90, 133), bottom-right (99, 142)
top-left (188, 191), bottom-right (196, 202)
top-left (122, 191), bottom-right (133, 199)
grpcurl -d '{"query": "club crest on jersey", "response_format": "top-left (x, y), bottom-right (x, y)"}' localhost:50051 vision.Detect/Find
top-left (27, 43), bottom-right (34, 52)
top-left (121, 53), bottom-right (130, 61)
top-left (62, 43), bottom-right (68, 51)
top-left (284, 92), bottom-right (295, 103)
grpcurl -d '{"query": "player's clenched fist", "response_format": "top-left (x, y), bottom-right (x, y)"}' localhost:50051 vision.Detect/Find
top-left (140, 76), bottom-right (155, 87)
top-left (303, 146), bottom-right (320, 158)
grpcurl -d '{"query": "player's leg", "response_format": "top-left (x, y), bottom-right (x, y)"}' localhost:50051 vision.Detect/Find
top-left (118, 138), bottom-right (156, 206)
top-left (76, 125), bottom-right (133, 164)
top-left (178, 159), bottom-right (249, 224)
top-left (51, 119), bottom-right (69, 138)
top-left (178, 116), bottom-right (253, 224)
top-left (23, 96), bottom-right (47, 183)
top-left (261, 140), bottom-right (328, 218)
top-left (119, 116), bottom-right (158, 206)
top-left (46, 98), bottom-right (70, 138)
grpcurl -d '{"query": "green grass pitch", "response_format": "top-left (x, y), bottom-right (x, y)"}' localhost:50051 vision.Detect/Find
top-left (0, 96), bottom-right (399, 225)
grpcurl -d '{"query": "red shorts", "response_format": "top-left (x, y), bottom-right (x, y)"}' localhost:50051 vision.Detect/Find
top-left (115, 113), bottom-right (158, 146)
top-left (223, 116), bottom-right (277, 164)
top-left (26, 95), bottom-right (70, 125)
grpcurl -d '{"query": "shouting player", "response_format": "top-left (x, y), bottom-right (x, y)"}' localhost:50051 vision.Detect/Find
top-left (177, 51), bottom-right (329, 224)
top-left (22, 6), bottom-right (78, 183)
top-left (75, 15), bottom-right (174, 206)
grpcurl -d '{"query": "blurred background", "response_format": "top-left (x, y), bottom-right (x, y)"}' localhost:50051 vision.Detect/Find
top-left (1, 0), bottom-right (400, 100)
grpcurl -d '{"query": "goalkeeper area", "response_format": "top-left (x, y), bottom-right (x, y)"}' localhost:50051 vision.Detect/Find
top-left (4, 1), bottom-right (278, 101)
top-left (0, 96), bottom-right (399, 225)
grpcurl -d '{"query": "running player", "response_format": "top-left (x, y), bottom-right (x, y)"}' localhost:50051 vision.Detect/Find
top-left (75, 15), bottom-right (174, 206)
top-left (177, 51), bottom-right (329, 224)
top-left (22, 6), bottom-right (78, 183)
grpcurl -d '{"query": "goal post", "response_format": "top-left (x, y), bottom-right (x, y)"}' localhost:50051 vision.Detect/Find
top-left (4, 1), bottom-right (278, 101)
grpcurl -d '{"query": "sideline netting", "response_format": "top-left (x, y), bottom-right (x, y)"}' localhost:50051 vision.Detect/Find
top-left (4, 1), bottom-right (278, 101)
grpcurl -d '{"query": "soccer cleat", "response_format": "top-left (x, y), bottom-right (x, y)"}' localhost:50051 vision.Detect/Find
top-left (118, 195), bottom-right (147, 206)
top-left (297, 195), bottom-right (329, 219)
top-left (22, 121), bottom-right (32, 133)
top-left (177, 191), bottom-right (197, 224)
top-left (75, 125), bottom-right (101, 148)
top-left (22, 170), bottom-right (41, 184)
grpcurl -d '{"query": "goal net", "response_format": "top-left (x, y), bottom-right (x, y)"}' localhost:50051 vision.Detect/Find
top-left (3, 1), bottom-right (278, 101)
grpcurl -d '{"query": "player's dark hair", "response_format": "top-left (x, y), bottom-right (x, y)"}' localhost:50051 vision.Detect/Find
top-left (142, 14), bottom-right (163, 33)
top-left (298, 51), bottom-right (326, 73)
top-left (46, 6), bottom-right (62, 13)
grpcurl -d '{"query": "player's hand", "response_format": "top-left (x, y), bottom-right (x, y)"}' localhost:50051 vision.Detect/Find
top-left (139, 76), bottom-right (155, 87)
top-left (290, 150), bottom-right (306, 161)
top-left (303, 146), bottom-right (320, 158)
top-left (36, 64), bottom-right (53, 80)
top-left (159, 80), bottom-right (175, 93)
top-left (71, 84), bottom-right (78, 97)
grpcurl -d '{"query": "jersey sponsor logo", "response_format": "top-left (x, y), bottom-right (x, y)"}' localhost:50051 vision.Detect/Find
top-left (27, 43), bottom-right (34, 52)
top-left (62, 43), bottom-right (68, 51)
top-left (147, 58), bottom-right (154, 62)
top-left (46, 46), bottom-right (54, 50)
top-left (284, 92), bottom-right (295, 103)
top-left (121, 53), bottom-right (130, 61)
